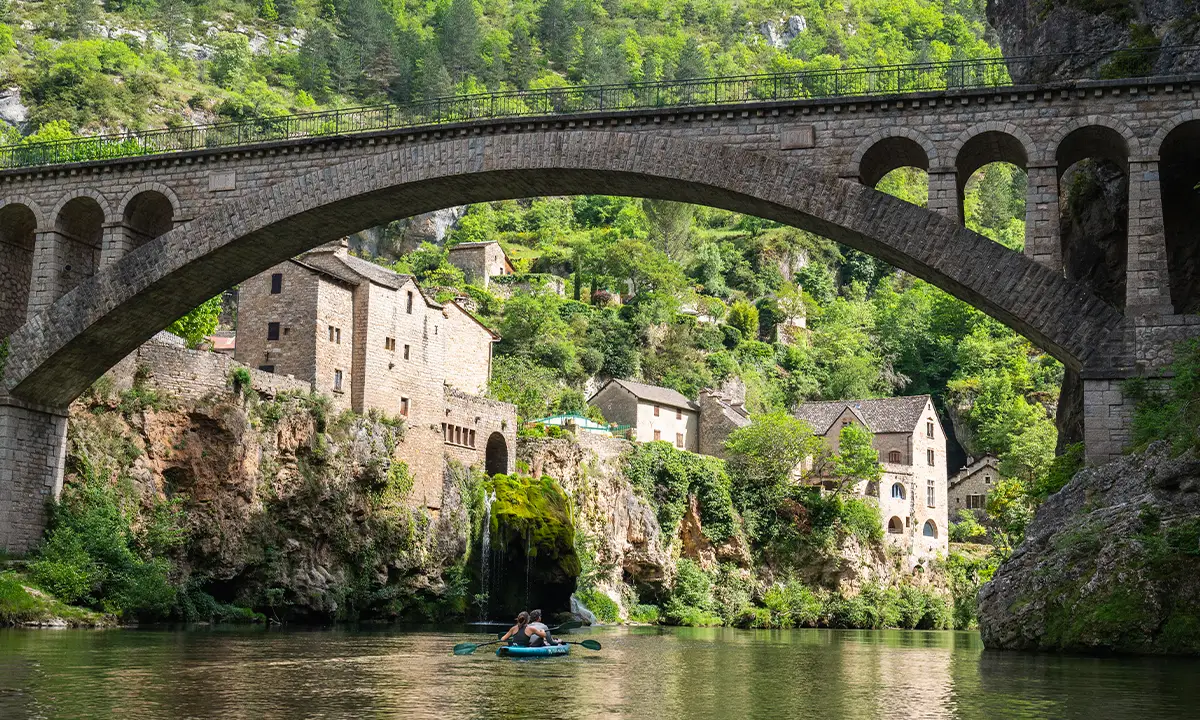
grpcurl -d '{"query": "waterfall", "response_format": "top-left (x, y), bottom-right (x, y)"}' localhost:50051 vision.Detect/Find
top-left (480, 490), bottom-right (496, 622)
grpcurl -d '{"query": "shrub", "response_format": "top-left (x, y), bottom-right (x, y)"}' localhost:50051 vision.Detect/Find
top-left (628, 604), bottom-right (660, 624)
top-left (576, 588), bottom-right (620, 623)
top-left (230, 367), bottom-right (253, 395)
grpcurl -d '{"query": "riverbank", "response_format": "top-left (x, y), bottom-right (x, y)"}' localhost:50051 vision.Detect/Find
top-left (0, 571), bottom-right (111, 628)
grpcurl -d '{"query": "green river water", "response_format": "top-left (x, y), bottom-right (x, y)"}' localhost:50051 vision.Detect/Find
top-left (1, 625), bottom-right (1197, 719)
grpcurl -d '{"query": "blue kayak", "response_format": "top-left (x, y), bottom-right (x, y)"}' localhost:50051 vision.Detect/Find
top-left (496, 644), bottom-right (570, 658)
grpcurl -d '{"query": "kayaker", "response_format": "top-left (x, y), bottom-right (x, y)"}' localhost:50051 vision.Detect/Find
top-left (526, 609), bottom-right (560, 647)
top-left (499, 611), bottom-right (532, 646)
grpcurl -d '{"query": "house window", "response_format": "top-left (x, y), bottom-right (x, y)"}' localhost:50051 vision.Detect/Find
top-left (267, 322), bottom-right (280, 341)
top-left (403, 345), bottom-right (410, 360)
top-left (406, 291), bottom-right (414, 314)
top-left (887, 517), bottom-right (903, 534)
top-left (891, 483), bottom-right (905, 500)
top-left (442, 423), bottom-right (447, 441)
top-left (676, 408), bottom-right (682, 420)
top-left (967, 494), bottom-right (987, 510)
top-left (270, 273), bottom-right (282, 294)
top-left (400, 397), bottom-right (410, 417)
top-left (654, 405), bottom-right (660, 417)
top-left (675, 433), bottom-right (684, 448)
top-left (653, 430), bottom-right (661, 441)
top-left (926, 421), bottom-right (934, 438)
top-left (984, 473), bottom-right (992, 485)
top-left (333, 369), bottom-right (343, 392)
top-left (927, 449), bottom-right (935, 466)
top-left (328, 326), bottom-right (335, 342)
top-left (259, 365), bottom-right (274, 373)
top-left (329, 327), bottom-right (340, 344)
top-left (927, 479), bottom-right (936, 507)
top-left (385, 337), bottom-right (395, 351)
top-left (469, 430), bottom-right (476, 448)
top-left (923, 520), bottom-right (938, 538)
top-left (888, 450), bottom-right (901, 463)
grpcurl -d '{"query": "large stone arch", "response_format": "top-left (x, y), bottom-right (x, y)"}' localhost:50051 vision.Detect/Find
top-left (2, 131), bottom-right (1123, 407)
top-left (1157, 116), bottom-right (1200, 312)
top-left (113, 184), bottom-right (179, 263)
top-left (0, 201), bottom-right (37, 337)
top-left (1051, 115), bottom-right (1141, 174)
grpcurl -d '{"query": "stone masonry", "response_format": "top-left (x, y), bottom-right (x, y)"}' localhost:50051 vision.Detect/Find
top-left (3, 74), bottom-right (1200, 550)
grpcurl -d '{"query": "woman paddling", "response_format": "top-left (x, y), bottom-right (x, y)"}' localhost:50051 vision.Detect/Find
top-left (499, 611), bottom-right (532, 646)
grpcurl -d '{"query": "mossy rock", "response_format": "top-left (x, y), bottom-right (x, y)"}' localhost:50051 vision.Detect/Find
top-left (477, 474), bottom-right (580, 618)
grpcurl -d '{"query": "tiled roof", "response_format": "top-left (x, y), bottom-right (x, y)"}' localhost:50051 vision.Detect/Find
top-left (448, 241), bottom-right (501, 249)
top-left (793, 395), bottom-right (932, 435)
top-left (593, 379), bottom-right (699, 411)
top-left (949, 455), bottom-right (999, 488)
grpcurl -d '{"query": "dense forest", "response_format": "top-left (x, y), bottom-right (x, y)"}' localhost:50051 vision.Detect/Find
top-left (1, 0), bottom-right (1079, 626)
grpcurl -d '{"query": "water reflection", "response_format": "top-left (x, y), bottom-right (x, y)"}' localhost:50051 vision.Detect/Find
top-left (1, 626), bottom-right (1198, 719)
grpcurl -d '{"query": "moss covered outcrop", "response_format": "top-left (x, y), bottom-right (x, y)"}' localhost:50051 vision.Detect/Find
top-left (979, 443), bottom-right (1200, 654)
top-left (477, 473), bottom-right (580, 617)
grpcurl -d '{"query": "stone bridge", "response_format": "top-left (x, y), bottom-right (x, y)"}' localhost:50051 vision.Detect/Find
top-left (2, 66), bottom-right (1200, 551)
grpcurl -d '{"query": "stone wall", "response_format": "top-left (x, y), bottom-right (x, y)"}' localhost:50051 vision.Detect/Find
top-left (447, 242), bottom-right (509, 287)
top-left (234, 260), bottom-right (323, 390)
top-left (947, 459), bottom-right (1000, 517)
top-left (696, 390), bottom-right (750, 459)
top-left (441, 387), bottom-right (517, 476)
top-left (0, 398), bottom-right (66, 554)
top-left (441, 302), bottom-right (494, 396)
top-left (0, 229), bottom-right (33, 338)
top-left (110, 333), bottom-right (312, 402)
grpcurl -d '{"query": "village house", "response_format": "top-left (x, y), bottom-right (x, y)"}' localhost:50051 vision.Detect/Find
top-left (793, 395), bottom-right (949, 562)
top-left (447, 241), bottom-right (513, 288)
top-left (948, 455), bottom-right (1000, 517)
top-left (236, 240), bottom-right (516, 511)
top-left (588, 379), bottom-right (700, 452)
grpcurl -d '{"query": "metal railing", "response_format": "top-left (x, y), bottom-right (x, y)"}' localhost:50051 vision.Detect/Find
top-left (2, 45), bottom-right (1196, 170)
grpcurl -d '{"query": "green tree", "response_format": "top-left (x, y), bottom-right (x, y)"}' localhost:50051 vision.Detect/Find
top-left (440, 0), bottom-right (483, 81)
top-left (642, 199), bottom-right (694, 263)
top-left (537, 0), bottom-right (573, 69)
top-left (727, 300), bottom-right (759, 342)
top-left (830, 423), bottom-right (882, 494)
top-left (725, 411), bottom-right (823, 495)
top-left (167, 296), bottom-right (223, 349)
top-left (674, 36), bottom-right (709, 80)
top-left (209, 33), bottom-right (253, 89)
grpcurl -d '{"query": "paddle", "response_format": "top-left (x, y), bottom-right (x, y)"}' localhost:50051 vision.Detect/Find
top-left (453, 639), bottom-right (503, 655)
top-left (563, 639), bottom-right (602, 651)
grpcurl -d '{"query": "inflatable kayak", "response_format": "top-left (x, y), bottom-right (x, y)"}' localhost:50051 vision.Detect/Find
top-left (496, 644), bottom-right (570, 658)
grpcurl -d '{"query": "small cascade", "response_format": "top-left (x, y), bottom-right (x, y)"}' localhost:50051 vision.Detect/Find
top-left (524, 528), bottom-right (533, 610)
top-left (479, 490), bottom-right (496, 622)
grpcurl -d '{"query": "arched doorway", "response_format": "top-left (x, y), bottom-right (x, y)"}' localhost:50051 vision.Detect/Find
top-left (485, 432), bottom-right (508, 476)
top-left (888, 516), bottom-right (904, 534)
top-left (0, 203), bottom-right (36, 336)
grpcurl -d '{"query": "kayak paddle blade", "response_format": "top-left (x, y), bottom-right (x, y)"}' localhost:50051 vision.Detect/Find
top-left (453, 643), bottom-right (479, 655)
top-left (579, 639), bottom-right (602, 651)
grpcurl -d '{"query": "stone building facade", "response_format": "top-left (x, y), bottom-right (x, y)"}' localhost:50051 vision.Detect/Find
top-left (697, 383), bottom-right (751, 459)
top-left (794, 395), bottom-right (949, 563)
top-left (236, 241), bottom-right (515, 509)
top-left (447, 241), bottom-right (512, 288)
top-left (589, 379), bottom-right (700, 452)
top-left (947, 456), bottom-right (1000, 518)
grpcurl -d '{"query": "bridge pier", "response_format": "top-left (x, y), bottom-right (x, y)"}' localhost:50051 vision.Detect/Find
top-left (1126, 159), bottom-right (1173, 315)
top-left (0, 396), bottom-right (67, 555)
top-left (28, 229), bottom-right (100, 319)
top-left (1024, 164), bottom-right (1062, 271)
top-left (1081, 377), bottom-right (1137, 462)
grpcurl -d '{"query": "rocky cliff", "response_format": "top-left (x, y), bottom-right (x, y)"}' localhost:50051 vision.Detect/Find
top-left (978, 443), bottom-right (1200, 653)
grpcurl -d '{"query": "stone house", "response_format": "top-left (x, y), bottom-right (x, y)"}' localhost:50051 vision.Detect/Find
top-left (447, 241), bottom-right (512, 288)
top-left (948, 455), bottom-right (1000, 517)
top-left (236, 241), bottom-right (516, 510)
top-left (588, 379), bottom-right (700, 452)
top-left (794, 395), bottom-right (949, 562)
top-left (697, 383), bottom-right (751, 458)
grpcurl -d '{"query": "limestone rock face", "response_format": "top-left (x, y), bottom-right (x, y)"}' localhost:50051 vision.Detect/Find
top-left (518, 436), bottom-right (674, 591)
top-left (986, 0), bottom-right (1200, 82)
top-left (978, 443), bottom-right (1200, 654)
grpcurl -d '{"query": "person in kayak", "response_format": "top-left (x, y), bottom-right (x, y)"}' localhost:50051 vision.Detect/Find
top-left (499, 611), bottom-right (533, 646)
top-left (526, 609), bottom-right (560, 647)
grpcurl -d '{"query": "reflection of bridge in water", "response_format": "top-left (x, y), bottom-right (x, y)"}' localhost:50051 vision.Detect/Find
top-left (4, 47), bottom-right (1200, 551)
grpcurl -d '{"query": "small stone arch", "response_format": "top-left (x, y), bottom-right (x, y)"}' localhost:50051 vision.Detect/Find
top-left (922, 520), bottom-right (938, 538)
top-left (49, 188), bottom-right (112, 227)
top-left (46, 195), bottom-right (105, 307)
top-left (951, 125), bottom-right (1035, 222)
top-left (485, 432), bottom-right (509, 476)
top-left (850, 128), bottom-right (937, 187)
top-left (121, 189), bottom-right (176, 250)
top-left (888, 516), bottom-right (904, 534)
top-left (1052, 117), bottom-right (1139, 175)
top-left (0, 202), bottom-right (37, 336)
